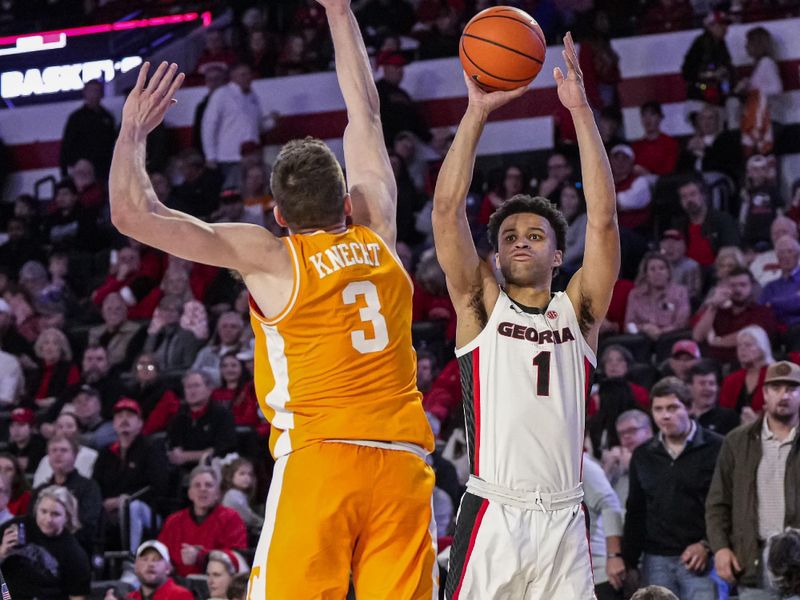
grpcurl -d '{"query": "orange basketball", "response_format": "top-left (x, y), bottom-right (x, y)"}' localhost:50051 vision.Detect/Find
top-left (459, 6), bottom-right (546, 92)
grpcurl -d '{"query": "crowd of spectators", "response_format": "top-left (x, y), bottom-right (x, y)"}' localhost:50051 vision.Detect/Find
top-left (1, 0), bottom-right (800, 599)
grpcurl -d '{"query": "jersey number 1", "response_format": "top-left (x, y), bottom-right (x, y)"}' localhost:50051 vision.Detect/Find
top-left (342, 281), bottom-right (389, 354)
top-left (532, 351), bottom-right (551, 396)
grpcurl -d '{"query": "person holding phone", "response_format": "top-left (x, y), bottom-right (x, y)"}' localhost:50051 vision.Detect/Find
top-left (0, 485), bottom-right (91, 600)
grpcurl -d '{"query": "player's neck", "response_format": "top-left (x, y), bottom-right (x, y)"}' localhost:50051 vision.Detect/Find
top-left (504, 284), bottom-right (552, 310)
top-left (291, 222), bottom-right (348, 235)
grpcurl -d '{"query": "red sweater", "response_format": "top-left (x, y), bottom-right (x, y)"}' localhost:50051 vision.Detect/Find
top-left (632, 133), bottom-right (680, 176)
top-left (588, 382), bottom-right (650, 417)
top-left (720, 366), bottom-right (767, 413)
top-left (141, 389), bottom-right (181, 436)
top-left (211, 383), bottom-right (261, 427)
top-left (8, 490), bottom-right (30, 516)
top-left (127, 578), bottom-right (194, 600)
top-left (158, 504), bottom-right (247, 576)
top-left (422, 359), bottom-right (461, 424)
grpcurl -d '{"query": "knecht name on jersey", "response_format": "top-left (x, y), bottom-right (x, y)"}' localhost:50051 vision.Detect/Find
top-left (309, 242), bottom-right (382, 279)
top-left (497, 321), bottom-right (576, 345)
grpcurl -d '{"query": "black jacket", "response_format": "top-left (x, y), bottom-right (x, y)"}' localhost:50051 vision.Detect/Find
top-left (30, 470), bottom-right (103, 558)
top-left (672, 208), bottom-right (741, 258)
top-left (59, 104), bottom-right (116, 178)
top-left (623, 426), bottom-right (723, 565)
top-left (93, 434), bottom-right (170, 511)
top-left (167, 401), bottom-right (237, 458)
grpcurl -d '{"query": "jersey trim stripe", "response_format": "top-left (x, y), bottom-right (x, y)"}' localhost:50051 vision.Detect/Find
top-left (249, 237), bottom-right (301, 326)
top-left (262, 322), bottom-right (294, 457)
top-left (446, 494), bottom-right (489, 599)
top-left (472, 348), bottom-right (481, 478)
top-left (458, 351), bottom-right (478, 477)
top-left (581, 357), bottom-right (594, 480)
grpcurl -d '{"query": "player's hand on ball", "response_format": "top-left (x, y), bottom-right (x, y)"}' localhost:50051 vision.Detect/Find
top-left (464, 72), bottom-right (528, 116)
top-left (121, 62), bottom-right (185, 140)
top-left (553, 32), bottom-right (589, 111)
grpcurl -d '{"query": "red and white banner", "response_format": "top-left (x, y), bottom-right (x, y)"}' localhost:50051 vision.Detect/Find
top-left (2, 17), bottom-right (800, 198)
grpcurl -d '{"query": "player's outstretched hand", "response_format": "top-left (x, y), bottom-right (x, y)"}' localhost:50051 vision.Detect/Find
top-left (553, 32), bottom-right (589, 111)
top-left (121, 61), bottom-right (185, 139)
top-left (464, 72), bottom-right (528, 116)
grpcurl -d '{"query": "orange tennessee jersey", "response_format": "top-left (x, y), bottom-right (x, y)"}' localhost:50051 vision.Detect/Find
top-left (249, 225), bottom-right (434, 458)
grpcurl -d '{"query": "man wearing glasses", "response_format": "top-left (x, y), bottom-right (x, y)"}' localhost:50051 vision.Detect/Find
top-left (602, 409), bottom-right (654, 507)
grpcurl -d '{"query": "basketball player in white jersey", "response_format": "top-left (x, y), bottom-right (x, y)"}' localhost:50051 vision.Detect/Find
top-left (433, 33), bottom-right (621, 598)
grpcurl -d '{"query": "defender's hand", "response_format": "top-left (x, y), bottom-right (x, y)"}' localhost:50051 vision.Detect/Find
top-left (121, 62), bottom-right (185, 140)
top-left (553, 32), bottom-right (589, 111)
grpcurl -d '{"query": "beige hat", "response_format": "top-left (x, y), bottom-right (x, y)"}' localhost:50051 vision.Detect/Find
top-left (764, 361), bottom-right (800, 386)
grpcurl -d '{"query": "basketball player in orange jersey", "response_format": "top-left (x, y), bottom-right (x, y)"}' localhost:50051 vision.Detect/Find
top-left (108, 1), bottom-right (437, 598)
top-left (434, 34), bottom-right (621, 598)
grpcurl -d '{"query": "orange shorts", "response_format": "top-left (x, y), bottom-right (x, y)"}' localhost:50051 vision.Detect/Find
top-left (247, 441), bottom-right (438, 600)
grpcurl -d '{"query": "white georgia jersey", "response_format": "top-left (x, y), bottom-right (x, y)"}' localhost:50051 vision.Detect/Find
top-left (455, 290), bottom-right (596, 493)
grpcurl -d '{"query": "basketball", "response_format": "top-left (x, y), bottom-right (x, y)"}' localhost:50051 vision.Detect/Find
top-left (459, 6), bottom-right (546, 92)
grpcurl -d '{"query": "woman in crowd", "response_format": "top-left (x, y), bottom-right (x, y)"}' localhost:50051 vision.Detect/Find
top-left (624, 252), bottom-right (690, 341)
top-left (206, 549), bottom-right (248, 600)
top-left (0, 485), bottom-right (91, 599)
top-left (220, 456), bottom-right (263, 533)
top-left (720, 324), bottom-right (773, 421)
top-left (0, 452), bottom-right (31, 515)
top-left (590, 345), bottom-right (650, 415)
top-left (211, 352), bottom-right (259, 427)
top-left (559, 181), bottom-right (588, 275)
top-left (30, 327), bottom-right (80, 410)
top-left (192, 311), bottom-right (246, 386)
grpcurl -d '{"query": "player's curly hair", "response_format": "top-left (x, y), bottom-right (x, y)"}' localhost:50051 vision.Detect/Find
top-left (271, 137), bottom-right (347, 231)
top-left (768, 529), bottom-right (800, 596)
top-left (486, 194), bottom-right (568, 253)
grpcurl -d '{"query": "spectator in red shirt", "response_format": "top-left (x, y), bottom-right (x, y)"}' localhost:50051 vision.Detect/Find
top-left (720, 325), bottom-right (774, 420)
top-left (422, 357), bottom-right (460, 427)
top-left (107, 540), bottom-right (194, 600)
top-left (692, 266), bottom-right (778, 366)
top-left (194, 29), bottom-right (237, 78)
top-left (211, 352), bottom-right (259, 427)
top-left (91, 244), bottom-right (158, 315)
top-left (632, 102), bottom-right (680, 176)
top-left (158, 465), bottom-right (247, 577)
top-left (674, 177), bottom-right (741, 267)
top-left (126, 353), bottom-right (180, 436)
top-left (610, 144), bottom-right (652, 232)
top-left (0, 453), bottom-right (30, 516)
top-left (601, 277), bottom-right (636, 336)
top-left (31, 328), bottom-right (80, 411)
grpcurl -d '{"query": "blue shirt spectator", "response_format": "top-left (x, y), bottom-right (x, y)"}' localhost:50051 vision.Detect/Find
top-left (759, 236), bottom-right (800, 326)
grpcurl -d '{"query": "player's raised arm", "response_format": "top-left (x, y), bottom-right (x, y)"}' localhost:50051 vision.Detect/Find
top-left (318, 0), bottom-right (397, 247)
top-left (558, 32), bottom-right (621, 349)
top-left (110, 62), bottom-right (287, 278)
top-left (432, 77), bottom-right (526, 310)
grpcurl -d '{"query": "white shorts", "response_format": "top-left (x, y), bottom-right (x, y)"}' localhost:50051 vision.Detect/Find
top-left (444, 487), bottom-right (595, 600)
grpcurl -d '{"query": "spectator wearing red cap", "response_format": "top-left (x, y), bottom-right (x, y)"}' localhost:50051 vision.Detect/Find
top-left (376, 50), bottom-right (431, 148)
top-left (94, 398), bottom-right (169, 554)
top-left (720, 325), bottom-right (774, 421)
top-left (660, 229), bottom-right (703, 303)
top-left (660, 339), bottom-right (702, 381)
top-left (105, 540), bottom-right (194, 600)
top-left (610, 144), bottom-right (652, 232)
top-left (7, 408), bottom-right (46, 474)
top-left (206, 549), bottom-right (248, 600)
top-left (158, 465), bottom-right (247, 577)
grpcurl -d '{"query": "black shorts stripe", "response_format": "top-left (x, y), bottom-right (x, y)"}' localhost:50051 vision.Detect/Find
top-left (444, 492), bottom-right (487, 599)
top-left (457, 352), bottom-right (476, 473)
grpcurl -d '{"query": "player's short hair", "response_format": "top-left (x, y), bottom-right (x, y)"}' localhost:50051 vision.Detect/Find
top-left (271, 137), bottom-right (346, 231)
top-left (630, 586), bottom-right (679, 600)
top-left (650, 376), bottom-right (692, 407)
top-left (487, 194), bottom-right (567, 253)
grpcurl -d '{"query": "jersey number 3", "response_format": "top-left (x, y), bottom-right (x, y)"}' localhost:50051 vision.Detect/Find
top-left (532, 351), bottom-right (551, 396)
top-left (342, 281), bottom-right (389, 354)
